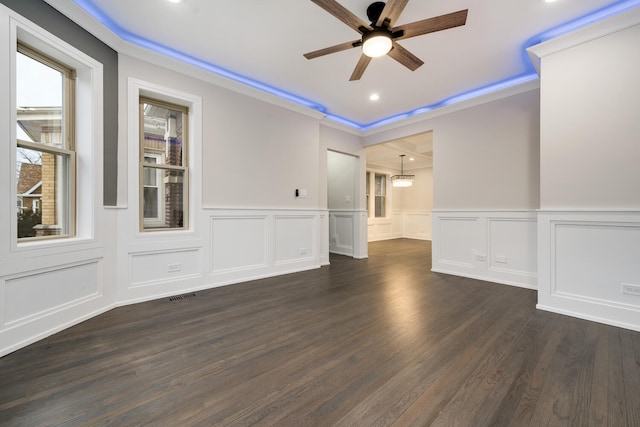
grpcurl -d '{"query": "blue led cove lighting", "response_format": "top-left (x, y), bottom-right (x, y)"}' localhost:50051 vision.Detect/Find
top-left (74, 0), bottom-right (639, 130)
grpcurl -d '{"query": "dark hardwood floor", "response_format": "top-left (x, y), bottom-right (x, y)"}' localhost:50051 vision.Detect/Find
top-left (1, 239), bottom-right (639, 426)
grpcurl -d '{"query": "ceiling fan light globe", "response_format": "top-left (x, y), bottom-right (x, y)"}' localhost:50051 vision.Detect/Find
top-left (362, 33), bottom-right (392, 58)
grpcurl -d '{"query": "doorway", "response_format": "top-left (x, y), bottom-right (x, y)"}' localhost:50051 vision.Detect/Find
top-left (327, 150), bottom-right (359, 257)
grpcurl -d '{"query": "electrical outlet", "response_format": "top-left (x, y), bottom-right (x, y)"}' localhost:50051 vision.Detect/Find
top-left (622, 283), bottom-right (640, 296)
top-left (495, 255), bottom-right (508, 264)
top-left (167, 263), bottom-right (181, 273)
top-left (473, 250), bottom-right (486, 262)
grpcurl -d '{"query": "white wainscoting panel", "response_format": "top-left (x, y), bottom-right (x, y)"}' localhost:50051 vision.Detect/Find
top-left (3, 260), bottom-right (102, 326)
top-left (329, 211), bottom-right (355, 256)
top-left (131, 248), bottom-right (202, 288)
top-left (274, 215), bottom-right (316, 265)
top-left (211, 216), bottom-right (267, 273)
top-left (367, 211), bottom-right (432, 242)
top-left (368, 218), bottom-right (394, 242)
top-left (538, 211), bottom-right (640, 331)
top-left (432, 211), bottom-right (537, 289)
top-left (487, 216), bottom-right (537, 285)
top-left (403, 211), bottom-right (432, 240)
top-left (207, 209), bottom-right (323, 286)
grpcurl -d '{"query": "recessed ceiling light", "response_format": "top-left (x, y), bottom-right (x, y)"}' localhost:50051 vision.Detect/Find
top-left (168, 0), bottom-right (181, 3)
top-left (369, 93), bottom-right (380, 101)
top-left (409, 157), bottom-right (415, 161)
top-left (543, 0), bottom-right (559, 3)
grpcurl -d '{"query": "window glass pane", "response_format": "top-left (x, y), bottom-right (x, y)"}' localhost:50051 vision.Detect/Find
top-left (375, 174), bottom-right (385, 196)
top-left (375, 196), bottom-right (385, 218)
top-left (143, 187), bottom-right (159, 218)
top-left (142, 102), bottom-right (185, 167)
top-left (142, 168), bottom-right (186, 229)
top-left (16, 51), bottom-right (65, 149)
top-left (17, 147), bottom-right (71, 238)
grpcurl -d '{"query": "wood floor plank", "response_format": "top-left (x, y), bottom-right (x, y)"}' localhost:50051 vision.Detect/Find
top-left (0, 239), bottom-right (639, 426)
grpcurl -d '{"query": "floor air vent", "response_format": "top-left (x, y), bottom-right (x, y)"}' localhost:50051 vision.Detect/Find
top-left (169, 293), bottom-right (197, 302)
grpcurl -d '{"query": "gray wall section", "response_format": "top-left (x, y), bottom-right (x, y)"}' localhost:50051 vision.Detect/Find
top-left (1, 0), bottom-right (118, 206)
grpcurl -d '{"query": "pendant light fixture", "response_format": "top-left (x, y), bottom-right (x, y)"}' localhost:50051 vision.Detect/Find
top-left (391, 155), bottom-right (415, 187)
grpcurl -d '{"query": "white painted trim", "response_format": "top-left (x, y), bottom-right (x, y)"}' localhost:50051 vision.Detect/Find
top-left (527, 7), bottom-right (640, 73)
top-left (127, 77), bottom-right (203, 241)
top-left (432, 269), bottom-right (537, 290)
top-left (7, 12), bottom-right (104, 256)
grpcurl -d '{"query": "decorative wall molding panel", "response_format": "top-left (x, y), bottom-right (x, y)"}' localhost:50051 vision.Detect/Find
top-left (537, 210), bottom-right (640, 332)
top-left (432, 211), bottom-right (537, 289)
top-left (207, 209), bottom-right (324, 287)
top-left (403, 211), bottom-right (432, 240)
top-left (368, 211), bottom-right (432, 242)
top-left (328, 210), bottom-right (368, 259)
top-left (3, 260), bottom-right (102, 326)
top-left (329, 211), bottom-right (355, 256)
top-left (0, 259), bottom-right (109, 358)
top-left (130, 248), bottom-right (202, 288)
top-left (368, 217), bottom-right (395, 242)
top-left (211, 216), bottom-right (268, 274)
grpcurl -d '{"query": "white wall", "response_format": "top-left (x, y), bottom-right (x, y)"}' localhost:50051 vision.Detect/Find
top-left (203, 91), bottom-right (321, 209)
top-left (395, 167), bottom-right (433, 212)
top-left (432, 92), bottom-right (540, 210)
top-left (539, 23), bottom-right (640, 209)
top-left (530, 9), bottom-right (640, 331)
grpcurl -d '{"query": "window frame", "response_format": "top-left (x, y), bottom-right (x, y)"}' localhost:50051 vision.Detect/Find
top-left (139, 96), bottom-right (189, 232)
top-left (374, 173), bottom-right (387, 218)
top-left (15, 43), bottom-right (77, 241)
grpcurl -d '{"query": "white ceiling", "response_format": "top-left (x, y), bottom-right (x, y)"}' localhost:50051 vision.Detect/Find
top-left (366, 131), bottom-right (432, 171)
top-left (49, 0), bottom-right (630, 130)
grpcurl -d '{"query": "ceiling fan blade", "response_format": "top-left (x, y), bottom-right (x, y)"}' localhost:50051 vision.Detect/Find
top-left (310, 0), bottom-right (370, 33)
top-left (376, 0), bottom-right (409, 28)
top-left (304, 40), bottom-right (360, 59)
top-left (388, 42), bottom-right (424, 71)
top-left (349, 54), bottom-right (372, 81)
top-left (394, 9), bottom-right (468, 40)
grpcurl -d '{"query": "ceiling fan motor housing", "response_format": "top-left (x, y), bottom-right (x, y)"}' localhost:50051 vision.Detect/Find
top-left (367, 1), bottom-right (386, 24)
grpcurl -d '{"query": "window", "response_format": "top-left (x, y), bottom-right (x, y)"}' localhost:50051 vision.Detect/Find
top-left (16, 44), bottom-right (75, 240)
top-left (366, 172), bottom-right (370, 217)
top-left (140, 97), bottom-right (188, 231)
top-left (374, 174), bottom-right (386, 218)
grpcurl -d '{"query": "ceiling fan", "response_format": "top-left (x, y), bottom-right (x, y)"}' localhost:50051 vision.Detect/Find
top-left (304, 0), bottom-right (468, 81)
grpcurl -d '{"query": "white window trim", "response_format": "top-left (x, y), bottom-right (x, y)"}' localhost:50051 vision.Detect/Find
top-left (127, 78), bottom-right (202, 240)
top-left (6, 13), bottom-right (103, 255)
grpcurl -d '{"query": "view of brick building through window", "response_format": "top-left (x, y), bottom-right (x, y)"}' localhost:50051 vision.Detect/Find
top-left (16, 46), bottom-right (73, 240)
top-left (141, 100), bottom-right (187, 231)
top-left (17, 107), bottom-right (65, 238)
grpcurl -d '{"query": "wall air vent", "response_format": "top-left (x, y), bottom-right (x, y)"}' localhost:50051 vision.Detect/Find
top-left (168, 293), bottom-right (197, 302)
